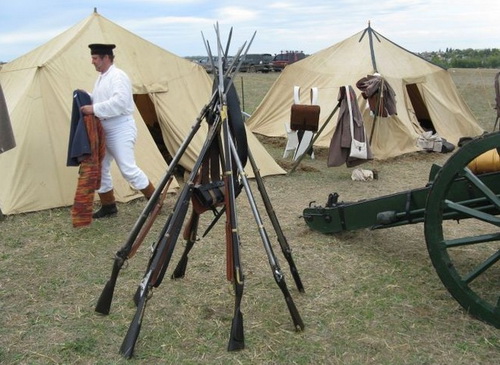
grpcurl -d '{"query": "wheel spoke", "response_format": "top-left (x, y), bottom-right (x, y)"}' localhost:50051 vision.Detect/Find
top-left (444, 200), bottom-right (500, 225)
top-left (462, 167), bottom-right (500, 209)
top-left (444, 232), bottom-right (500, 248)
top-left (462, 250), bottom-right (500, 284)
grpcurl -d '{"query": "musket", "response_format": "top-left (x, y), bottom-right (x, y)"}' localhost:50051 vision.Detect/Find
top-left (224, 158), bottom-right (245, 351)
top-left (120, 26), bottom-right (258, 357)
top-left (224, 118), bottom-right (245, 351)
top-left (95, 94), bottom-right (219, 316)
top-left (211, 25), bottom-right (246, 351)
top-left (120, 62), bottom-right (242, 356)
top-left (120, 129), bottom-right (218, 357)
top-left (227, 131), bottom-right (304, 333)
top-left (246, 148), bottom-right (304, 293)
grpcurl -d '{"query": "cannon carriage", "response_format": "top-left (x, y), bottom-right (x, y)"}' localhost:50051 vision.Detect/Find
top-left (303, 131), bottom-right (500, 328)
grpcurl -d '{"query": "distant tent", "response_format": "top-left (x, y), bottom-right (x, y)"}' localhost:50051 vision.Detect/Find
top-left (0, 10), bottom-right (284, 215)
top-left (247, 24), bottom-right (484, 160)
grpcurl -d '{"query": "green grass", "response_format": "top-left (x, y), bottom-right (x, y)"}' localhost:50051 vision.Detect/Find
top-left (1, 68), bottom-right (500, 364)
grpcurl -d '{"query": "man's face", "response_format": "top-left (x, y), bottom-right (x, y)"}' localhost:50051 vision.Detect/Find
top-left (91, 54), bottom-right (109, 73)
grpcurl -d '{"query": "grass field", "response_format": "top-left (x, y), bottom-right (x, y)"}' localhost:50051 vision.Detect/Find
top-left (1, 68), bottom-right (499, 364)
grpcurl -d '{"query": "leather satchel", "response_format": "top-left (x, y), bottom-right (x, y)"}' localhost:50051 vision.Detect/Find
top-left (290, 104), bottom-right (320, 131)
top-left (290, 85), bottom-right (321, 132)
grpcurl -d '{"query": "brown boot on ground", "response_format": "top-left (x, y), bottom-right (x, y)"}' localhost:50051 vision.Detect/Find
top-left (140, 181), bottom-right (155, 200)
top-left (93, 190), bottom-right (118, 219)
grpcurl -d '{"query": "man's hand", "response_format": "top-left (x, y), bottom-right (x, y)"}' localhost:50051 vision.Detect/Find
top-left (80, 105), bottom-right (94, 115)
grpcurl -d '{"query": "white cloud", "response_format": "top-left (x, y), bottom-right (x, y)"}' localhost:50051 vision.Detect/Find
top-left (216, 7), bottom-right (259, 23)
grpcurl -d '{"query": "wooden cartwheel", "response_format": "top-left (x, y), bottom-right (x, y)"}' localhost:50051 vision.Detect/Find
top-left (303, 132), bottom-right (500, 328)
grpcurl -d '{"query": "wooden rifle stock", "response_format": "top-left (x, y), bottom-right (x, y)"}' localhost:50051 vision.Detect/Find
top-left (128, 177), bottom-right (172, 259)
top-left (151, 187), bottom-right (193, 288)
top-left (273, 269), bottom-right (304, 331)
top-left (120, 272), bottom-right (151, 358)
top-left (227, 271), bottom-right (244, 351)
top-left (172, 210), bottom-right (200, 279)
top-left (225, 173), bottom-right (245, 350)
top-left (94, 256), bottom-right (123, 315)
top-left (224, 175), bottom-right (234, 282)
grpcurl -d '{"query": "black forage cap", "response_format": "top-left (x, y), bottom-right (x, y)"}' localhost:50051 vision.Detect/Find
top-left (88, 43), bottom-right (116, 56)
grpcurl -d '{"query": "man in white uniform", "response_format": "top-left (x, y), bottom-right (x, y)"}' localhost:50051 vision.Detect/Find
top-left (81, 43), bottom-right (155, 218)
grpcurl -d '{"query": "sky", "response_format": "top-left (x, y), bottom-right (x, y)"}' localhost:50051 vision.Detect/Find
top-left (1, 0), bottom-right (499, 63)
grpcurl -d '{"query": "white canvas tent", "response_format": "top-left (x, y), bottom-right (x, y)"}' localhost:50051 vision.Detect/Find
top-left (247, 24), bottom-right (484, 160)
top-left (0, 10), bottom-right (284, 215)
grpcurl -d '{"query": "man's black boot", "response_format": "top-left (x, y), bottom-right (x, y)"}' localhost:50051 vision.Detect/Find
top-left (93, 190), bottom-right (117, 219)
top-left (92, 203), bottom-right (118, 219)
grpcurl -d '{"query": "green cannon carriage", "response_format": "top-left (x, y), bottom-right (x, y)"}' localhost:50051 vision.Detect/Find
top-left (303, 132), bottom-right (500, 329)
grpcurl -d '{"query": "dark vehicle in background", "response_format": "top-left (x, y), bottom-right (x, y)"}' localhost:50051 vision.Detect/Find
top-left (272, 51), bottom-right (306, 71)
top-left (240, 53), bottom-right (273, 73)
top-left (197, 56), bottom-right (234, 73)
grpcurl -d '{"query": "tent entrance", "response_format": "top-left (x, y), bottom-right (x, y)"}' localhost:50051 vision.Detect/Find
top-left (133, 94), bottom-right (171, 162)
top-left (406, 83), bottom-right (435, 133)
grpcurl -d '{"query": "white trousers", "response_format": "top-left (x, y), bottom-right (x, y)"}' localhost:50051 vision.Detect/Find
top-left (97, 116), bottom-right (149, 194)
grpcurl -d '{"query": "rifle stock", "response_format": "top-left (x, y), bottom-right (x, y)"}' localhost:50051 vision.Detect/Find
top-left (95, 256), bottom-right (123, 315)
top-left (133, 212), bottom-right (172, 306)
top-left (128, 177), bottom-right (172, 259)
top-left (172, 211), bottom-right (199, 279)
top-left (227, 274), bottom-right (244, 351)
top-left (151, 187), bottom-right (193, 288)
top-left (122, 209), bottom-right (184, 358)
top-left (224, 175), bottom-right (234, 282)
top-left (120, 273), bottom-right (150, 358)
top-left (274, 272), bottom-right (304, 331)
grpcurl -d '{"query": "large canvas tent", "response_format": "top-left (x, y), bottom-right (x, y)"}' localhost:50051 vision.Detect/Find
top-left (247, 24), bottom-right (484, 160)
top-left (0, 10), bottom-right (284, 215)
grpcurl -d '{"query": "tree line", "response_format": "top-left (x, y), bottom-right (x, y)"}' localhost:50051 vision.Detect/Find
top-left (2, 49), bottom-right (500, 69)
top-left (419, 48), bottom-right (500, 68)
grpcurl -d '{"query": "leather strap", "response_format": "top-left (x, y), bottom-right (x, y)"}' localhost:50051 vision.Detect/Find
top-left (293, 86), bottom-right (319, 104)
